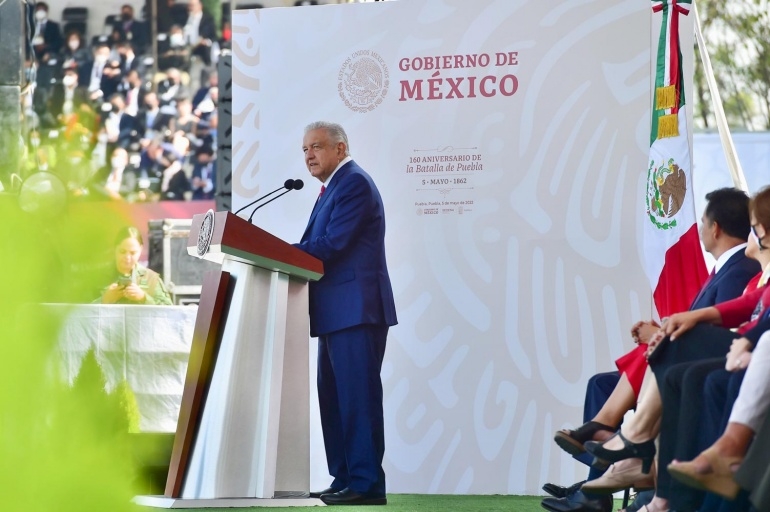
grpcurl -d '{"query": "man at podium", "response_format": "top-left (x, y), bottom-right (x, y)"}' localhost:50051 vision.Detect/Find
top-left (295, 121), bottom-right (398, 506)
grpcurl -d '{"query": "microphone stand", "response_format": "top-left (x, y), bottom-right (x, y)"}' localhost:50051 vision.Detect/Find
top-left (234, 180), bottom-right (294, 215)
top-left (248, 189), bottom-right (294, 223)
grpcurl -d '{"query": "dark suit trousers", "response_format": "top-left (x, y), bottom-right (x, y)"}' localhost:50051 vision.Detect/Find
top-left (658, 359), bottom-right (723, 509)
top-left (650, 323), bottom-right (738, 383)
top-left (317, 324), bottom-right (388, 496)
top-left (699, 368), bottom-right (750, 512)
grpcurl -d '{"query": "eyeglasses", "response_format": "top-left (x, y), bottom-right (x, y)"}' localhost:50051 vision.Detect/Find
top-left (752, 225), bottom-right (767, 251)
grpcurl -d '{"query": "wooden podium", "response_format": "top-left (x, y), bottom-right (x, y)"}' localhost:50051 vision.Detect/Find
top-left (135, 211), bottom-right (323, 508)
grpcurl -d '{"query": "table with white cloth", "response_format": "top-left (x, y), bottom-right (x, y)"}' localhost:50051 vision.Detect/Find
top-left (50, 304), bottom-right (197, 433)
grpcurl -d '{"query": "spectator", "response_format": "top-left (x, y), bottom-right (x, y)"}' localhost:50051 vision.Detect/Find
top-left (157, 68), bottom-right (188, 107)
top-left (194, 86), bottom-right (217, 121)
top-left (120, 70), bottom-right (145, 117)
top-left (191, 145), bottom-right (215, 200)
top-left (84, 44), bottom-right (114, 101)
top-left (182, 0), bottom-right (217, 66)
top-left (192, 72), bottom-right (217, 111)
top-left (111, 4), bottom-right (149, 53)
top-left (171, 96), bottom-right (200, 135)
top-left (220, 20), bottom-right (232, 51)
top-left (60, 31), bottom-right (90, 73)
top-left (31, 2), bottom-right (64, 62)
top-left (100, 59), bottom-right (125, 102)
top-left (91, 147), bottom-right (138, 199)
top-left (158, 25), bottom-right (191, 72)
top-left (195, 113), bottom-right (216, 151)
top-left (136, 92), bottom-right (172, 139)
top-left (116, 41), bottom-right (143, 77)
top-left (46, 65), bottom-right (91, 129)
top-left (159, 151), bottom-right (190, 201)
top-left (138, 137), bottom-right (165, 190)
top-left (103, 94), bottom-right (136, 151)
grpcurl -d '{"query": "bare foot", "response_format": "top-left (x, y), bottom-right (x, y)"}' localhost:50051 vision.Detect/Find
top-left (645, 496), bottom-right (669, 511)
top-left (673, 439), bottom-right (742, 475)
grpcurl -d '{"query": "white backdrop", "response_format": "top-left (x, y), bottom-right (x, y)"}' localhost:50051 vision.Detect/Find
top-left (232, 0), bottom-right (657, 495)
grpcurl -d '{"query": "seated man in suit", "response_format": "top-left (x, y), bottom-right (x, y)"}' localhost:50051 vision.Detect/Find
top-left (543, 187), bottom-right (759, 512)
top-left (103, 93), bottom-right (137, 152)
top-left (112, 4), bottom-right (149, 53)
top-left (136, 92), bottom-right (173, 140)
top-left (44, 65), bottom-right (91, 129)
top-left (31, 2), bottom-right (63, 62)
top-left (157, 68), bottom-right (189, 108)
top-left (182, 0), bottom-right (217, 66)
top-left (191, 145), bottom-right (216, 200)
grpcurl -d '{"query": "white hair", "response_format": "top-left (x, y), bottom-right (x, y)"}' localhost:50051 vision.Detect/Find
top-left (304, 121), bottom-right (351, 156)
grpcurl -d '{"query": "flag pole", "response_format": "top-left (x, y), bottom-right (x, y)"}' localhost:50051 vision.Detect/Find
top-left (692, 0), bottom-right (749, 193)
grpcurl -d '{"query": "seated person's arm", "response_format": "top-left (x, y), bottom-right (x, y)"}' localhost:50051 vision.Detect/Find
top-left (143, 275), bottom-right (173, 305)
top-left (101, 282), bottom-right (125, 304)
top-left (663, 307), bottom-right (722, 340)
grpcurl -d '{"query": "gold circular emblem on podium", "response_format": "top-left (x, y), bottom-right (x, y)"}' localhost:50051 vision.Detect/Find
top-left (197, 209), bottom-right (215, 258)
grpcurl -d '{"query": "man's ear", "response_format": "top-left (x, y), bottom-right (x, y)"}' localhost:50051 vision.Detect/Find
top-left (711, 220), bottom-right (722, 238)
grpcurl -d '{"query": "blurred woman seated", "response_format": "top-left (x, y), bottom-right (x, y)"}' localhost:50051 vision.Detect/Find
top-left (100, 227), bottom-right (172, 305)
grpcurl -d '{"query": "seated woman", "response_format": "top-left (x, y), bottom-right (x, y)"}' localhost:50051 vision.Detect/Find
top-left (100, 227), bottom-right (172, 305)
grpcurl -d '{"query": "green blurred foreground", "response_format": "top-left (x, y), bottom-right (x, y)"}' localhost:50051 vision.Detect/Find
top-left (0, 195), bottom-right (140, 511)
top-left (0, 196), bottom-right (621, 510)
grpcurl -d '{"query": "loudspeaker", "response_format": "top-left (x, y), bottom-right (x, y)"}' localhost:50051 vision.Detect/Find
top-left (0, 0), bottom-right (26, 86)
top-left (0, 86), bottom-right (22, 181)
top-left (215, 147), bottom-right (232, 212)
top-left (216, 54), bottom-right (232, 212)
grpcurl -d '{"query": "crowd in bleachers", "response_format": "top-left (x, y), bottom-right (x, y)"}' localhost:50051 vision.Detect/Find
top-left (24, 0), bottom-right (224, 202)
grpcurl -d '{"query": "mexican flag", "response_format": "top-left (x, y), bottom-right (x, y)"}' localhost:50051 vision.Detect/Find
top-left (644, 0), bottom-right (708, 317)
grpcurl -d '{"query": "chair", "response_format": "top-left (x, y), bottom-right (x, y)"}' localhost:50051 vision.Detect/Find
top-left (169, 3), bottom-right (188, 27)
top-left (104, 14), bottom-right (119, 32)
top-left (62, 7), bottom-right (88, 38)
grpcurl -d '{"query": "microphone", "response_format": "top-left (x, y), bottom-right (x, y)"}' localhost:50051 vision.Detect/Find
top-left (234, 179), bottom-right (296, 215)
top-left (247, 179), bottom-right (304, 223)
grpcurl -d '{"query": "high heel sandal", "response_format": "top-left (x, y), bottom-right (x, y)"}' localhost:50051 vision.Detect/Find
top-left (584, 431), bottom-right (656, 473)
top-left (667, 447), bottom-right (742, 500)
top-left (553, 420), bottom-right (614, 456)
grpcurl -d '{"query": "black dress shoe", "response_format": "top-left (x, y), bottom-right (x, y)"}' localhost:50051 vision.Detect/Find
top-left (542, 480), bottom-right (587, 499)
top-left (584, 431), bottom-right (656, 473)
top-left (309, 486), bottom-right (340, 499)
top-left (320, 488), bottom-right (387, 506)
top-left (554, 421), bottom-right (615, 456)
top-left (541, 490), bottom-right (612, 512)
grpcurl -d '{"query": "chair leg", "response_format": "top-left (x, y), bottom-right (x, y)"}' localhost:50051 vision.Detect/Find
top-left (622, 488), bottom-right (630, 509)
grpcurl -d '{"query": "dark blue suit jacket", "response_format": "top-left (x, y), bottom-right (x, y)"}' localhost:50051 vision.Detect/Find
top-left (296, 160), bottom-right (397, 337)
top-left (689, 248), bottom-right (759, 310)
